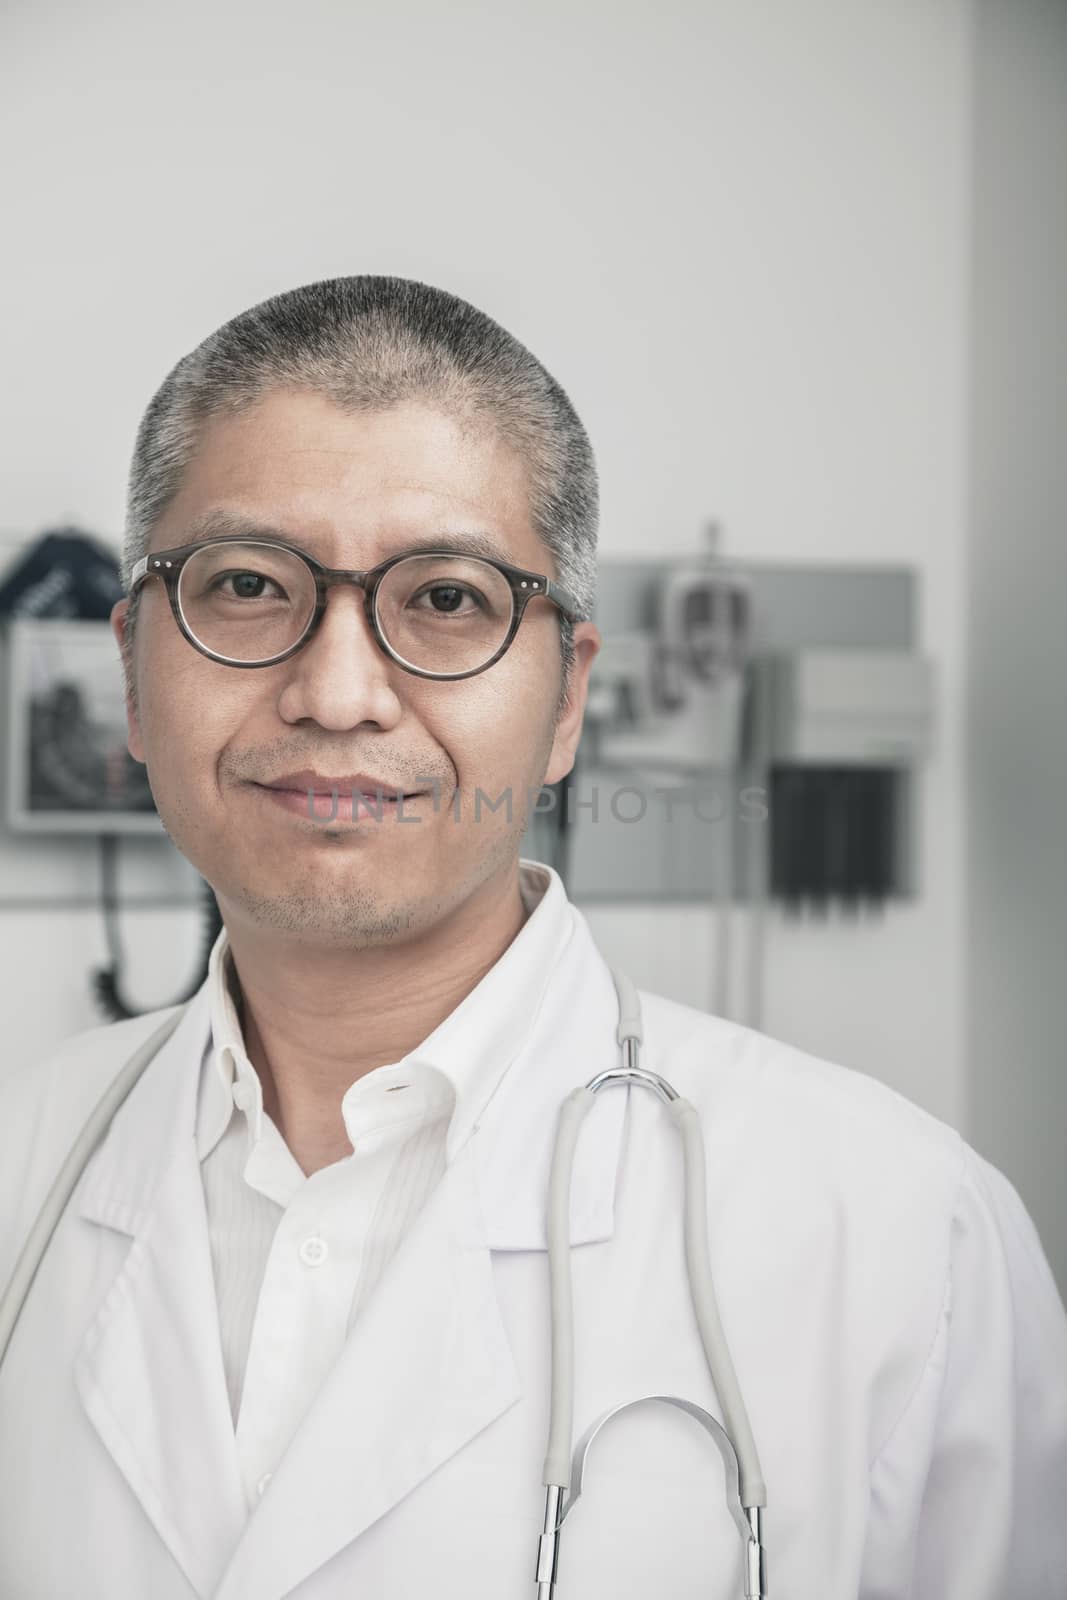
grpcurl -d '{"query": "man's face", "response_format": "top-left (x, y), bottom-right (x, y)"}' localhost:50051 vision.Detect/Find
top-left (110, 390), bottom-right (599, 948)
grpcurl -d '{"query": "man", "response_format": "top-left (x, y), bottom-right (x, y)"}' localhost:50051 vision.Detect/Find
top-left (0, 275), bottom-right (1064, 1598)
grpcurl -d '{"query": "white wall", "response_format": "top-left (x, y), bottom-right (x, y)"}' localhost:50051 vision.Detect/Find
top-left (966, 0), bottom-right (1067, 1290)
top-left (1, 1), bottom-right (968, 1128)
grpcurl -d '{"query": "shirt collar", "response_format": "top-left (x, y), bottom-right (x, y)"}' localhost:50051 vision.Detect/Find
top-left (195, 859), bottom-right (573, 1167)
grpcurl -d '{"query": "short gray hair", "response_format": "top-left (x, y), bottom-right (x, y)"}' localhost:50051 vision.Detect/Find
top-left (121, 276), bottom-right (598, 706)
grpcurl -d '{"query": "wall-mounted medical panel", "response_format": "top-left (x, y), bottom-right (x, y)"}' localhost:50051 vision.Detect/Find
top-left (554, 557), bottom-right (932, 909)
top-left (757, 649), bottom-right (935, 766)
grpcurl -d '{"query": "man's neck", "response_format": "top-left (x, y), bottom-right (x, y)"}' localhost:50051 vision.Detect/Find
top-left (222, 869), bottom-right (530, 1177)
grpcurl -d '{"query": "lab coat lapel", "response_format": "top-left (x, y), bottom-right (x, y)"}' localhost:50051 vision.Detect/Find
top-left (66, 889), bottom-right (628, 1600)
top-left (217, 910), bottom-right (628, 1599)
top-left (215, 1133), bottom-right (522, 1600)
top-left (72, 989), bottom-right (246, 1600)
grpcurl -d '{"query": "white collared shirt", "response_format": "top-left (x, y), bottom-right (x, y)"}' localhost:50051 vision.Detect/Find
top-left (195, 859), bottom-right (564, 1509)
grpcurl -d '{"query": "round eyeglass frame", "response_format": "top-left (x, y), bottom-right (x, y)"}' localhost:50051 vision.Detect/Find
top-left (128, 535), bottom-right (581, 681)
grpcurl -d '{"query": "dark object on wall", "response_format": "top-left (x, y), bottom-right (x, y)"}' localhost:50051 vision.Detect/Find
top-left (0, 532), bottom-right (215, 1018)
top-left (0, 528), bottom-right (123, 621)
top-left (769, 765), bottom-right (899, 912)
top-left (90, 835), bottom-right (224, 1022)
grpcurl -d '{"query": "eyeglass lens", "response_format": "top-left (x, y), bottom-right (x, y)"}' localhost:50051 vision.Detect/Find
top-left (176, 543), bottom-right (518, 673)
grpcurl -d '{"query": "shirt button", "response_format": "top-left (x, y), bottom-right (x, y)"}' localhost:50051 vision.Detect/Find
top-left (256, 1472), bottom-right (272, 1497)
top-left (299, 1235), bottom-right (329, 1267)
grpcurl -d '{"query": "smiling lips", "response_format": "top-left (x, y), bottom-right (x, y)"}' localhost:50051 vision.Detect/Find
top-left (260, 769), bottom-right (421, 800)
top-left (254, 769), bottom-right (428, 824)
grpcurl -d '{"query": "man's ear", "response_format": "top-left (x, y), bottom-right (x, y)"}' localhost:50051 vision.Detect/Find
top-left (543, 622), bottom-right (601, 786)
top-left (110, 598), bottom-right (145, 763)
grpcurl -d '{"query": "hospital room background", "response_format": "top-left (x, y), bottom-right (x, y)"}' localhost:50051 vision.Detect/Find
top-left (0, 0), bottom-right (1063, 1297)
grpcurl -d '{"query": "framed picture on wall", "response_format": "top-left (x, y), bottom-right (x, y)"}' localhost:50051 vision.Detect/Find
top-left (2, 619), bottom-right (160, 833)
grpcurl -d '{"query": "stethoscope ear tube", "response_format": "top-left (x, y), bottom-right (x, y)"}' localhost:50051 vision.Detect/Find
top-left (668, 1096), bottom-right (767, 1506)
top-left (542, 1085), bottom-right (597, 1489)
top-left (612, 969), bottom-right (644, 1049)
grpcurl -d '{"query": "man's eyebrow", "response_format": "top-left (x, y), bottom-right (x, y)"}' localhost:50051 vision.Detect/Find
top-left (179, 511), bottom-right (516, 565)
top-left (184, 510), bottom-right (282, 545)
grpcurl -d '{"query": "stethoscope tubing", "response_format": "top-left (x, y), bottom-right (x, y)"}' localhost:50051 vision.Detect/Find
top-left (536, 969), bottom-right (767, 1597)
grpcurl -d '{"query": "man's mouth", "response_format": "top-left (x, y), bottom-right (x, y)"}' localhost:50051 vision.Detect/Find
top-left (259, 769), bottom-right (419, 800)
top-left (252, 771), bottom-right (428, 823)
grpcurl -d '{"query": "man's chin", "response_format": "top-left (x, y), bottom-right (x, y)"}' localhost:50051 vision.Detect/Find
top-left (221, 888), bottom-right (418, 948)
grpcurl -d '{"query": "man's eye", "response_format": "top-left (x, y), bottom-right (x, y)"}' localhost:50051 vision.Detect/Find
top-left (212, 571), bottom-right (287, 600)
top-left (410, 583), bottom-right (482, 614)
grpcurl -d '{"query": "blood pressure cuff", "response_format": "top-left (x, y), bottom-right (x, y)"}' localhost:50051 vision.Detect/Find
top-left (0, 527), bottom-right (124, 621)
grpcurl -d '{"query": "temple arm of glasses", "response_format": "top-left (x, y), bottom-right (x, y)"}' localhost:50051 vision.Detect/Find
top-left (545, 579), bottom-right (580, 620)
top-left (129, 555), bottom-right (157, 591)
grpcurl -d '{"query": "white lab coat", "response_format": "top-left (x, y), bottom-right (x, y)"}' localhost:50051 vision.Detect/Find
top-left (1, 901), bottom-right (1066, 1599)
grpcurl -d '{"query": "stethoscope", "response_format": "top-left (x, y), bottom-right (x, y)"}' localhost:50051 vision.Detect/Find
top-left (0, 969), bottom-right (768, 1597)
top-left (537, 967), bottom-right (767, 1597)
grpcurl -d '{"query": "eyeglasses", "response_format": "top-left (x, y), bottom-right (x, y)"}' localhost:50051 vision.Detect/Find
top-left (129, 536), bottom-right (580, 681)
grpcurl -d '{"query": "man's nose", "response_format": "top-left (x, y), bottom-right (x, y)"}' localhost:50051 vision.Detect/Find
top-left (275, 585), bottom-right (403, 731)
